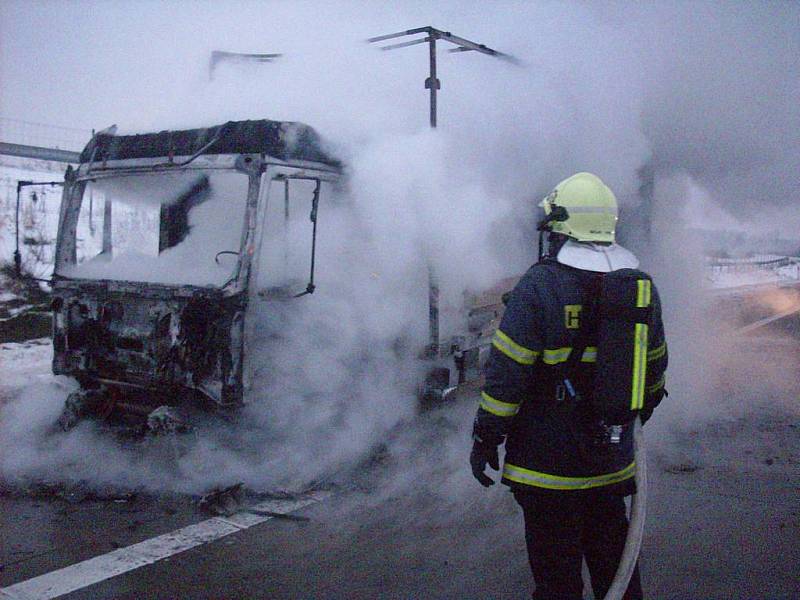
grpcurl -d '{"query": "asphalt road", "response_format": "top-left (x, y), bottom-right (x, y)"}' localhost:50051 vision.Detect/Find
top-left (2, 396), bottom-right (798, 599)
top-left (2, 316), bottom-right (799, 599)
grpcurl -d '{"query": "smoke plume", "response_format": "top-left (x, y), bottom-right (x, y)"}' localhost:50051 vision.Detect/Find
top-left (0, 1), bottom-right (797, 495)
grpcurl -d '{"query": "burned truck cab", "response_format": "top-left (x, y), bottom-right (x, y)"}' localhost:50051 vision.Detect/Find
top-left (52, 120), bottom-right (340, 417)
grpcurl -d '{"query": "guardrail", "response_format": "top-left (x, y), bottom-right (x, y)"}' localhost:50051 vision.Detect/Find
top-left (707, 255), bottom-right (800, 276)
top-left (0, 142), bottom-right (80, 164)
top-left (0, 117), bottom-right (89, 152)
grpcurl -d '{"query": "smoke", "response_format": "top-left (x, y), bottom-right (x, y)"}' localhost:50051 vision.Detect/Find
top-left (634, 3), bottom-right (800, 228)
top-left (1, 1), bottom-right (798, 499)
top-left (640, 170), bottom-right (800, 478)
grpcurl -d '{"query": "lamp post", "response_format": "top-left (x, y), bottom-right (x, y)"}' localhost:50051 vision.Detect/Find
top-left (368, 26), bottom-right (517, 355)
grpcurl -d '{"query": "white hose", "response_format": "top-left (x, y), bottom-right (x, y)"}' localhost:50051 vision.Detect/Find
top-left (604, 416), bottom-right (646, 600)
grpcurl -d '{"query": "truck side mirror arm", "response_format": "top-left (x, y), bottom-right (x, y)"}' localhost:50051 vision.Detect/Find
top-left (294, 179), bottom-right (322, 298)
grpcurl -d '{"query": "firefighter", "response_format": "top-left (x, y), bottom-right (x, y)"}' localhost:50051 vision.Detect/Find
top-left (470, 172), bottom-right (668, 599)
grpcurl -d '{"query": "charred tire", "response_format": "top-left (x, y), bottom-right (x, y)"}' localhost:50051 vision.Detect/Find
top-left (418, 367), bottom-right (451, 411)
top-left (57, 388), bottom-right (105, 431)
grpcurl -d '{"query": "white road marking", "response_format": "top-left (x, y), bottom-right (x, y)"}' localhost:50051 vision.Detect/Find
top-left (0, 492), bottom-right (329, 600)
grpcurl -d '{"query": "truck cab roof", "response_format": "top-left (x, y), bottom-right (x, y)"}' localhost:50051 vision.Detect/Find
top-left (79, 119), bottom-right (340, 168)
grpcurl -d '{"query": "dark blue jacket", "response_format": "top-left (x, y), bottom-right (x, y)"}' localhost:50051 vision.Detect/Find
top-left (473, 260), bottom-right (668, 491)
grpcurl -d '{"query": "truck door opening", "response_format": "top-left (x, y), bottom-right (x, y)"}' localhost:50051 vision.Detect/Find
top-left (256, 175), bottom-right (326, 299)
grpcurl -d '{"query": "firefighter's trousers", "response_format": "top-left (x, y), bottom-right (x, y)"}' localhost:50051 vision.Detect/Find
top-left (513, 486), bottom-right (643, 600)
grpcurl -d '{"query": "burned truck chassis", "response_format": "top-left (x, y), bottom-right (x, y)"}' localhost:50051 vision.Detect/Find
top-left (50, 119), bottom-right (500, 426)
top-left (50, 120), bottom-right (344, 421)
top-left (52, 280), bottom-right (246, 419)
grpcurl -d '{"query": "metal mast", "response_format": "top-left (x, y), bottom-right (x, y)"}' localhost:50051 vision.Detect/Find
top-left (368, 26), bottom-right (516, 355)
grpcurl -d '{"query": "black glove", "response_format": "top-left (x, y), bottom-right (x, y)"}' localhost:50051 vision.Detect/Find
top-left (640, 388), bottom-right (667, 425)
top-left (470, 438), bottom-right (500, 487)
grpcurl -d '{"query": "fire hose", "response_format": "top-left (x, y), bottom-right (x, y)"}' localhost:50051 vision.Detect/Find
top-left (604, 415), bottom-right (646, 600)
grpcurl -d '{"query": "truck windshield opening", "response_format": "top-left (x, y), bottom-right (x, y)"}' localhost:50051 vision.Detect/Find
top-left (62, 169), bottom-right (248, 286)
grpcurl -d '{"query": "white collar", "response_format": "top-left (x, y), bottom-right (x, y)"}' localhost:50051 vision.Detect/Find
top-left (556, 239), bottom-right (639, 272)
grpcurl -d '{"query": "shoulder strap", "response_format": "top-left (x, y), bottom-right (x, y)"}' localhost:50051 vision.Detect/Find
top-left (550, 272), bottom-right (602, 414)
top-left (561, 272), bottom-right (602, 381)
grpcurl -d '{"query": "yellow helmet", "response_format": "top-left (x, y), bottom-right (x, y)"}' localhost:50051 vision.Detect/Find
top-left (539, 172), bottom-right (618, 243)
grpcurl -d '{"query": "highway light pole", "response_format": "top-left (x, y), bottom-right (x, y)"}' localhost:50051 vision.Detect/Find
top-left (368, 26), bottom-right (517, 130)
top-left (368, 26), bottom-right (517, 355)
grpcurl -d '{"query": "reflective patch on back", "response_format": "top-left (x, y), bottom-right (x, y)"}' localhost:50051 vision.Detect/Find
top-left (565, 304), bottom-right (582, 329)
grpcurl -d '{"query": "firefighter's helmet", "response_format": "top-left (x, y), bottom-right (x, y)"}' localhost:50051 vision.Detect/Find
top-left (539, 172), bottom-right (618, 243)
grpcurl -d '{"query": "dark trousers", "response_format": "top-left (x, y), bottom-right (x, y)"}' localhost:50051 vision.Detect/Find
top-left (513, 487), bottom-right (643, 600)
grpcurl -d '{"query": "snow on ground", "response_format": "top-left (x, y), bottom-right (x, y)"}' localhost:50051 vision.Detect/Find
top-left (0, 337), bottom-right (50, 377)
top-left (710, 270), bottom-right (791, 290)
top-left (707, 258), bottom-right (800, 291)
top-left (0, 338), bottom-right (62, 402)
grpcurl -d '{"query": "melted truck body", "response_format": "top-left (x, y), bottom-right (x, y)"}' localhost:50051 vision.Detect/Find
top-left (52, 120), bottom-right (340, 410)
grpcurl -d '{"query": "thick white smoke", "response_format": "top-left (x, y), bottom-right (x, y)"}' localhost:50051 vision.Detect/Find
top-left (1, 1), bottom-right (798, 494)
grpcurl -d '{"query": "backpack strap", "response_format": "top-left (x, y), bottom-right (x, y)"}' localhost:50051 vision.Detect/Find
top-left (555, 272), bottom-right (602, 408)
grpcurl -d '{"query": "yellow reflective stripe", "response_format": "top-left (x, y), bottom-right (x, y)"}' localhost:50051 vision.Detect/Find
top-left (541, 346), bottom-right (597, 365)
top-left (542, 347), bottom-right (571, 364)
top-left (503, 462), bottom-right (636, 490)
top-left (647, 342), bottom-right (666, 362)
top-left (636, 279), bottom-right (652, 308)
top-left (492, 329), bottom-right (538, 365)
top-left (646, 374), bottom-right (666, 394)
top-left (629, 278), bottom-right (652, 409)
top-left (479, 391), bottom-right (520, 417)
top-left (631, 323), bottom-right (649, 410)
top-left (581, 346), bottom-right (597, 363)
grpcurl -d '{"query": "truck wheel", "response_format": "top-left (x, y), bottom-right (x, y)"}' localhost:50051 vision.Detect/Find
top-left (146, 405), bottom-right (192, 435)
top-left (57, 389), bottom-right (100, 431)
top-left (419, 367), bottom-right (451, 411)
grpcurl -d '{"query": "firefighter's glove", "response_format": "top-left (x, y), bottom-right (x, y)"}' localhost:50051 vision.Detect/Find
top-left (470, 437), bottom-right (500, 487)
top-left (640, 388), bottom-right (667, 425)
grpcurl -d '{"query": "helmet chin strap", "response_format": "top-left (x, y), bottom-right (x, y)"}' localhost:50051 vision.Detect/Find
top-left (537, 229), bottom-right (569, 262)
top-left (537, 205), bottom-right (570, 262)
top-left (537, 225), bottom-right (546, 262)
